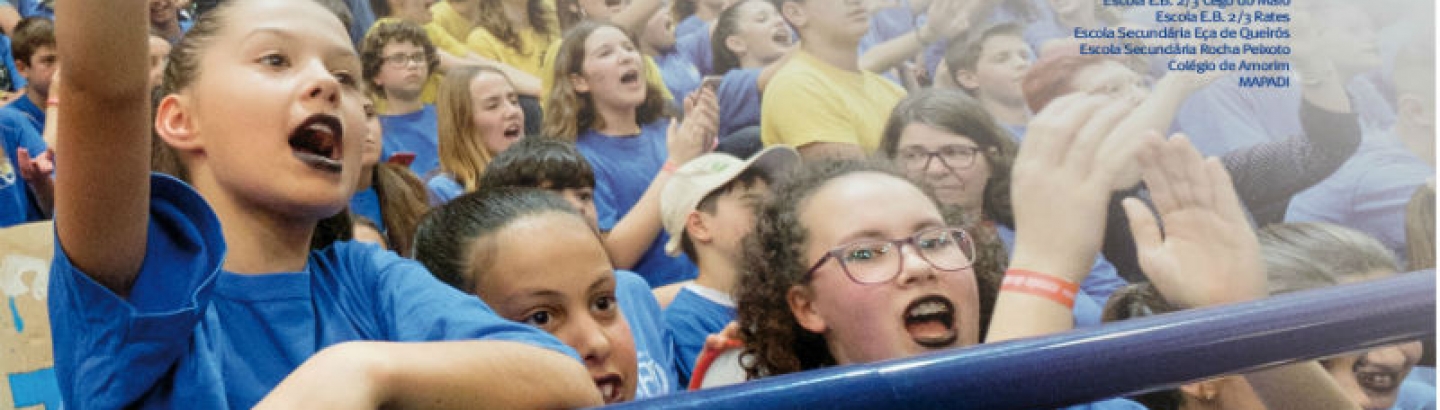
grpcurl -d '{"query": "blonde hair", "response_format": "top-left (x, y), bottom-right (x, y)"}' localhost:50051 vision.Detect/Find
top-left (1259, 222), bottom-right (1399, 295)
top-left (437, 65), bottom-right (516, 192)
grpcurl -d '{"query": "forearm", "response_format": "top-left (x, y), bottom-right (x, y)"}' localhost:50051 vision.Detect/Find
top-left (859, 31), bottom-right (932, 74)
top-left (604, 171), bottom-right (671, 269)
top-left (1220, 101), bottom-right (1360, 213)
top-left (260, 341), bottom-right (602, 409)
top-left (1244, 361), bottom-right (1360, 410)
top-left (54, 0), bottom-right (151, 295)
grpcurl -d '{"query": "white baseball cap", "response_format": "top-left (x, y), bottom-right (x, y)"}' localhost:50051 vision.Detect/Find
top-left (661, 146), bottom-right (800, 256)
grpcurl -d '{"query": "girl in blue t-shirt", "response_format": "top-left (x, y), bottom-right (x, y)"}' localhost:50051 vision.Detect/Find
top-left (541, 21), bottom-right (717, 287)
top-left (428, 65), bottom-right (526, 205)
top-left (414, 187), bottom-right (682, 404)
top-left (50, 0), bottom-right (601, 407)
top-left (708, 0), bottom-right (792, 139)
top-left (350, 96), bottom-right (430, 256)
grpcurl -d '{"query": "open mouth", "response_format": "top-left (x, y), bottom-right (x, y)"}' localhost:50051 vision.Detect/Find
top-left (903, 295), bottom-right (958, 348)
top-left (772, 29), bottom-right (793, 46)
top-left (619, 69), bottom-right (641, 86)
top-left (503, 122), bottom-right (523, 139)
top-left (593, 374), bottom-right (625, 404)
top-left (288, 114), bottom-right (344, 173)
top-left (1357, 369), bottom-right (1401, 394)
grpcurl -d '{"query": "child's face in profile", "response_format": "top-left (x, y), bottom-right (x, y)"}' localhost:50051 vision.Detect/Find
top-left (469, 211), bottom-right (638, 404)
top-left (174, 0), bottom-right (366, 220)
top-left (701, 179), bottom-right (769, 260)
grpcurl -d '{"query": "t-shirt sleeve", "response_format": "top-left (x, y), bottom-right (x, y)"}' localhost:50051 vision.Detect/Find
top-left (717, 69), bottom-right (762, 138)
top-left (362, 245), bottom-right (580, 359)
top-left (48, 173), bottom-right (226, 408)
top-left (760, 73), bottom-right (863, 149)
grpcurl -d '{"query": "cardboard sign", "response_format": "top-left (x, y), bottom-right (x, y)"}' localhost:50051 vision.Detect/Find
top-left (0, 221), bottom-right (58, 409)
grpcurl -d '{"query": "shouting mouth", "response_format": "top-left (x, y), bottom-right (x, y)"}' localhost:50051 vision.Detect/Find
top-left (288, 114), bottom-right (344, 173)
top-left (594, 373), bottom-right (625, 404)
top-left (904, 295), bottom-right (958, 348)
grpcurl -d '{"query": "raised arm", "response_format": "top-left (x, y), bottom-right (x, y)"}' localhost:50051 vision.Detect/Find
top-left (603, 87), bottom-right (717, 268)
top-left (988, 94), bottom-right (1139, 342)
top-left (858, 0), bottom-right (974, 75)
top-left (610, 0), bottom-right (667, 39)
top-left (54, 0), bottom-right (151, 295)
top-left (1124, 135), bottom-right (1357, 410)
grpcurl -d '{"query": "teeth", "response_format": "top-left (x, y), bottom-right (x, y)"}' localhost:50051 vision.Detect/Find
top-left (599, 383), bottom-right (615, 399)
top-left (908, 301), bottom-right (948, 318)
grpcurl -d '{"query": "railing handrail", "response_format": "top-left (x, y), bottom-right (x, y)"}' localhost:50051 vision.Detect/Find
top-left (609, 271), bottom-right (1436, 409)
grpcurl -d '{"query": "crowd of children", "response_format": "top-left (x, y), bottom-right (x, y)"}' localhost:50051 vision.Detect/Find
top-left (1, 0), bottom-right (1433, 407)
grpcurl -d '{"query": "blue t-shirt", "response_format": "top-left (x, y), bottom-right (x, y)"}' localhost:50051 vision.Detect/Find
top-left (716, 68), bottom-right (762, 138)
top-left (1392, 372), bottom-right (1438, 410)
top-left (425, 173), bottom-right (465, 206)
top-left (3, 94), bottom-right (44, 134)
top-left (663, 285), bottom-right (735, 385)
top-left (675, 15), bottom-right (707, 43)
top-left (575, 121), bottom-right (700, 287)
top-left (379, 104), bottom-right (441, 178)
top-left (997, 225), bottom-right (1125, 324)
top-left (1286, 132), bottom-right (1435, 265)
top-left (616, 270), bottom-right (680, 398)
top-left (48, 174), bottom-right (578, 409)
top-left (675, 26), bottom-right (714, 77)
top-left (0, 108), bottom-right (44, 227)
top-left (655, 50), bottom-right (702, 111)
top-left (12, 0), bottom-right (51, 19)
top-left (348, 185), bottom-right (384, 228)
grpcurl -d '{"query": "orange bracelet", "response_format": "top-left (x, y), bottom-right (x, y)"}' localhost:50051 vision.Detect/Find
top-left (1001, 269), bottom-right (1079, 309)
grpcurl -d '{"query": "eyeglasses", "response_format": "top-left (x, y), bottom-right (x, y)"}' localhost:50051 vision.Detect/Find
top-left (804, 227), bottom-right (976, 285)
top-left (898, 145), bottom-right (981, 172)
top-left (382, 52), bottom-right (428, 68)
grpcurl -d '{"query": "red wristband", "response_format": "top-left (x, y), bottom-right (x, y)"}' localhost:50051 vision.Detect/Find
top-left (662, 161), bottom-right (679, 173)
top-left (46, 98), bottom-right (58, 107)
top-left (1001, 269), bottom-right (1079, 309)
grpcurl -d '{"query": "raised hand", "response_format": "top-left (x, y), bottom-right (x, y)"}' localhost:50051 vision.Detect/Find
top-left (1124, 134), bottom-right (1267, 308)
top-left (1008, 93), bottom-right (1140, 282)
top-left (667, 87), bottom-right (718, 165)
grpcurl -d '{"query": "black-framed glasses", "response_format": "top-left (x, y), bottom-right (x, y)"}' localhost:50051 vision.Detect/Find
top-left (803, 227), bottom-right (976, 285)
top-left (898, 145), bottom-right (981, 172)
top-left (382, 52), bottom-right (428, 68)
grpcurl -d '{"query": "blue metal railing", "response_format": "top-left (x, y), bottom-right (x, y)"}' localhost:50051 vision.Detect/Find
top-left (612, 271), bottom-right (1436, 409)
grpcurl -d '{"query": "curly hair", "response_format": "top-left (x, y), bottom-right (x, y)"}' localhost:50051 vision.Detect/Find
top-left (735, 159), bottom-right (1003, 378)
top-left (360, 20), bottom-right (440, 96)
top-left (879, 89), bottom-right (1018, 227)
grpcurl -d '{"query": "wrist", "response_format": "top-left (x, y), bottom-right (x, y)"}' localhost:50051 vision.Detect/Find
top-left (915, 27), bottom-right (932, 46)
top-left (1001, 269), bottom-right (1080, 309)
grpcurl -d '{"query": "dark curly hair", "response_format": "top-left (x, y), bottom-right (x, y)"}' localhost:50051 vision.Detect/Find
top-left (735, 159), bottom-right (1004, 379)
top-left (879, 88), bottom-right (1018, 228)
top-left (360, 20), bottom-right (440, 96)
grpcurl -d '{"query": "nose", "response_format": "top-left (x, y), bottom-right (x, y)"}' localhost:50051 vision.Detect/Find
top-left (568, 315), bottom-right (615, 368)
top-left (894, 242), bottom-right (938, 286)
top-left (300, 62), bottom-right (341, 110)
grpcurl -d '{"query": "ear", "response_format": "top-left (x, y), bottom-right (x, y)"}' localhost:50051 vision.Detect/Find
top-left (685, 211), bottom-right (714, 245)
top-left (569, 72), bottom-right (591, 93)
top-left (14, 59), bottom-right (28, 77)
top-left (787, 285), bottom-right (827, 333)
top-left (953, 69), bottom-right (980, 92)
top-left (154, 94), bottom-right (203, 152)
top-left (725, 35), bottom-right (748, 58)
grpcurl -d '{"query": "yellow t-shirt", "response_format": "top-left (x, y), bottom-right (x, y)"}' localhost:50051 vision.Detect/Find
top-left (539, 40), bottom-right (674, 107)
top-left (760, 51), bottom-right (907, 153)
top-left (465, 18), bottom-right (560, 78)
top-left (429, 1), bottom-right (475, 44)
